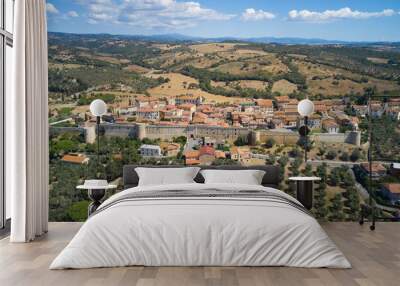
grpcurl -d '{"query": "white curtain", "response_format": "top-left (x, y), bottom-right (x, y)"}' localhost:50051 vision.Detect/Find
top-left (7, 0), bottom-right (49, 242)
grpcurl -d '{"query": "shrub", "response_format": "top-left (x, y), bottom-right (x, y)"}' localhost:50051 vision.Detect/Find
top-left (265, 138), bottom-right (276, 149)
top-left (350, 149), bottom-right (361, 162)
top-left (325, 150), bottom-right (337, 160)
top-left (339, 152), bottom-right (349, 161)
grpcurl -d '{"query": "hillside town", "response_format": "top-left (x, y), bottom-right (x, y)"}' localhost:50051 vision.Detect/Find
top-left (52, 90), bottom-right (400, 165)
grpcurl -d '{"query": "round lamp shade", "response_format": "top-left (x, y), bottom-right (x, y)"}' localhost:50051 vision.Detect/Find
top-left (90, 99), bottom-right (107, 117)
top-left (298, 99), bottom-right (315, 117)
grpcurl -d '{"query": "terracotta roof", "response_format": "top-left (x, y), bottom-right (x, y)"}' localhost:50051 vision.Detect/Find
top-left (179, 104), bottom-right (196, 110)
top-left (275, 95), bottom-right (289, 102)
top-left (160, 142), bottom-right (180, 151)
top-left (177, 95), bottom-right (200, 100)
top-left (138, 107), bottom-right (158, 113)
top-left (61, 154), bottom-right (89, 164)
top-left (256, 99), bottom-right (273, 108)
top-left (323, 119), bottom-right (339, 128)
top-left (194, 112), bottom-right (208, 119)
top-left (184, 150), bottom-right (200, 159)
top-left (214, 150), bottom-right (226, 159)
top-left (135, 96), bottom-right (158, 102)
top-left (185, 159), bottom-right (201, 165)
top-left (360, 163), bottom-right (386, 173)
top-left (199, 146), bottom-right (215, 157)
top-left (230, 146), bottom-right (239, 154)
top-left (383, 183), bottom-right (400, 194)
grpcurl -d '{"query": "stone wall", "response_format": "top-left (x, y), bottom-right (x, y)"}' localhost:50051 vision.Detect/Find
top-left (252, 130), bottom-right (361, 146)
top-left (100, 123), bottom-right (250, 143)
top-left (312, 131), bottom-right (361, 146)
top-left (52, 123), bottom-right (361, 147)
top-left (251, 130), bottom-right (299, 145)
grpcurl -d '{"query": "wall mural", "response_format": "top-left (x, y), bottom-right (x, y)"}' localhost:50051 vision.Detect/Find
top-left (48, 33), bottom-right (400, 222)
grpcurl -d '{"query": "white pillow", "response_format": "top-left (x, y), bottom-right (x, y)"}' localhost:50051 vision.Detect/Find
top-left (200, 169), bottom-right (266, 185)
top-left (135, 167), bottom-right (200, 186)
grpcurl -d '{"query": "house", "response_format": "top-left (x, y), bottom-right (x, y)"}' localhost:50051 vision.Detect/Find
top-left (61, 154), bottom-right (90, 165)
top-left (160, 142), bottom-right (181, 157)
top-left (386, 107), bottom-right (400, 121)
top-left (275, 95), bottom-right (290, 109)
top-left (184, 150), bottom-right (201, 166)
top-left (370, 103), bottom-right (384, 118)
top-left (381, 183), bottom-right (400, 204)
top-left (330, 110), bottom-right (350, 125)
top-left (284, 115), bottom-right (298, 128)
top-left (192, 112), bottom-right (208, 124)
top-left (350, 117), bottom-right (359, 130)
top-left (270, 118), bottom-right (285, 129)
top-left (256, 99), bottom-right (274, 116)
top-left (137, 107), bottom-right (160, 121)
top-left (135, 96), bottom-right (159, 108)
top-left (139, 144), bottom-right (162, 157)
top-left (159, 106), bottom-right (184, 121)
top-left (297, 114), bottom-right (322, 130)
top-left (229, 146), bottom-right (239, 161)
top-left (390, 163), bottom-right (400, 177)
top-left (353, 105), bottom-right (368, 117)
top-left (214, 150), bottom-right (226, 159)
top-left (360, 162), bottom-right (387, 178)
top-left (178, 104), bottom-right (196, 120)
top-left (175, 95), bottom-right (202, 106)
top-left (199, 145), bottom-right (216, 165)
top-left (237, 147), bottom-right (251, 163)
top-left (313, 101), bottom-right (328, 114)
top-left (322, 119), bottom-right (339, 133)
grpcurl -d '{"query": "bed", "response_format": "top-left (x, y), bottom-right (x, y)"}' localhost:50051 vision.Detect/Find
top-left (50, 165), bottom-right (351, 269)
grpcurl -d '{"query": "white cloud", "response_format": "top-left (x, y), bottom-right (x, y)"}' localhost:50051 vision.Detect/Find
top-left (67, 11), bottom-right (79, 17)
top-left (288, 7), bottom-right (395, 22)
top-left (46, 3), bottom-right (59, 14)
top-left (241, 8), bottom-right (275, 21)
top-left (78, 0), bottom-right (235, 28)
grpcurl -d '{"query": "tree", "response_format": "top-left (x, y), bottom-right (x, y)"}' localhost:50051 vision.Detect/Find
top-left (265, 154), bottom-right (276, 165)
top-left (297, 136), bottom-right (313, 152)
top-left (289, 158), bottom-right (302, 177)
top-left (173, 136), bottom-right (187, 146)
top-left (350, 149), bottom-right (361, 162)
top-left (313, 182), bottom-right (328, 220)
top-left (325, 150), bottom-right (337, 160)
top-left (264, 138), bottom-right (276, 149)
top-left (234, 136), bottom-right (248, 146)
top-left (339, 152), bottom-right (349, 161)
top-left (289, 147), bottom-right (303, 158)
top-left (302, 163), bottom-right (313, 176)
top-left (316, 163), bottom-right (328, 182)
top-left (317, 147), bottom-right (326, 157)
top-left (328, 193), bottom-right (345, 221)
top-left (68, 201), bottom-right (90, 222)
top-left (343, 186), bottom-right (360, 221)
top-left (278, 155), bottom-right (289, 167)
top-left (286, 158), bottom-right (302, 197)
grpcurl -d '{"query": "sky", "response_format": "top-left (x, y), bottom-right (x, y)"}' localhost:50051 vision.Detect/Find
top-left (46, 0), bottom-right (400, 41)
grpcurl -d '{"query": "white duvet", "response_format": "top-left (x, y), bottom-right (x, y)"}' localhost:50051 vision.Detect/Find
top-left (50, 183), bottom-right (351, 269)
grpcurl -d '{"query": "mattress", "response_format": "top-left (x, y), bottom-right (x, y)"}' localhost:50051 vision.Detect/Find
top-left (50, 183), bottom-right (351, 269)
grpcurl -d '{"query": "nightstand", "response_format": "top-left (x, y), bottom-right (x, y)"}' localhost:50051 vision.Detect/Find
top-left (77, 180), bottom-right (117, 216)
top-left (289, 177), bottom-right (321, 210)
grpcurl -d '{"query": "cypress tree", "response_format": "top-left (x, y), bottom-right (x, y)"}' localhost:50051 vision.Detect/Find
top-left (328, 193), bottom-right (345, 221)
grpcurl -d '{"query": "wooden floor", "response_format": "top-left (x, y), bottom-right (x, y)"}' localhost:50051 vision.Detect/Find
top-left (0, 222), bottom-right (399, 286)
